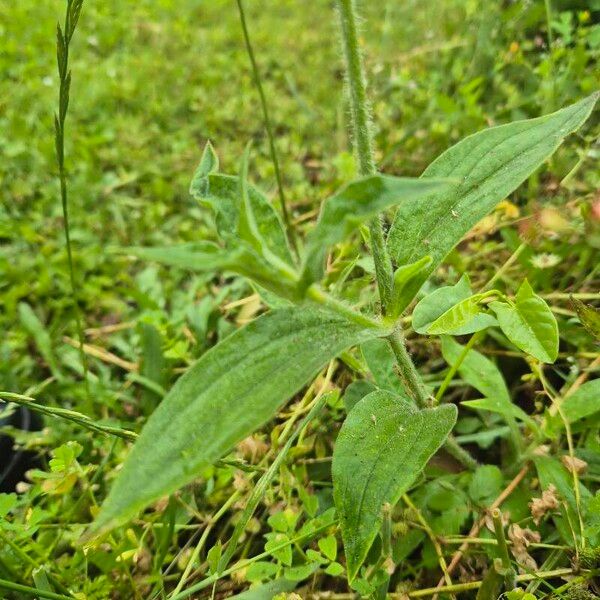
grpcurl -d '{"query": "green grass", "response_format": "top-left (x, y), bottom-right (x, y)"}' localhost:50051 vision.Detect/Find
top-left (1, 0), bottom-right (599, 598)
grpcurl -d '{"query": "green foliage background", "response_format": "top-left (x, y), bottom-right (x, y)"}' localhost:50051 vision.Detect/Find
top-left (0, 0), bottom-right (599, 598)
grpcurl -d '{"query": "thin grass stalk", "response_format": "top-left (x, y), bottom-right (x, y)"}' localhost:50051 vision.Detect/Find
top-left (55, 0), bottom-right (90, 400)
top-left (235, 0), bottom-right (298, 256)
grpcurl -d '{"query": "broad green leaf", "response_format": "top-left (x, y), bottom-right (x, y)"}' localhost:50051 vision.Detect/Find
top-left (123, 242), bottom-right (300, 301)
top-left (572, 297), bottom-right (600, 341)
top-left (332, 390), bottom-right (456, 581)
top-left (388, 94), bottom-right (599, 293)
top-left (440, 337), bottom-right (510, 404)
top-left (490, 280), bottom-right (558, 363)
top-left (190, 143), bottom-right (293, 266)
top-left (412, 275), bottom-right (496, 335)
top-left (342, 380), bottom-right (377, 413)
top-left (300, 175), bottom-right (451, 288)
top-left (390, 256), bottom-right (432, 317)
top-left (89, 306), bottom-right (387, 536)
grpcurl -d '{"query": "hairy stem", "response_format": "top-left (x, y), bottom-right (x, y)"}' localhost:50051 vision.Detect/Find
top-left (235, 0), bottom-right (298, 255)
top-left (336, 0), bottom-right (394, 311)
top-left (336, 0), bottom-right (477, 471)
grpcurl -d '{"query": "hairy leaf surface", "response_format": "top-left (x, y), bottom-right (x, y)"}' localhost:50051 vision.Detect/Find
top-left (123, 242), bottom-right (299, 300)
top-left (300, 176), bottom-right (450, 288)
top-left (490, 280), bottom-right (558, 363)
top-left (91, 307), bottom-right (386, 535)
top-left (388, 94), bottom-right (598, 294)
top-left (332, 390), bottom-right (456, 581)
top-left (190, 143), bottom-right (293, 266)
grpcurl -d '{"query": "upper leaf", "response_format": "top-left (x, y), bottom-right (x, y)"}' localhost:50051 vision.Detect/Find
top-left (387, 94), bottom-right (598, 294)
top-left (332, 390), bottom-right (456, 581)
top-left (300, 175), bottom-right (451, 289)
top-left (490, 280), bottom-right (558, 363)
top-left (412, 275), bottom-right (496, 335)
top-left (190, 143), bottom-right (294, 266)
top-left (89, 306), bottom-right (387, 536)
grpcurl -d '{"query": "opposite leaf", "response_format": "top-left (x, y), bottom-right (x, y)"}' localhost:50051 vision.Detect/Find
top-left (412, 275), bottom-right (496, 335)
top-left (490, 280), bottom-right (558, 363)
top-left (387, 94), bottom-right (598, 295)
top-left (332, 390), bottom-right (456, 581)
top-left (300, 175), bottom-right (451, 289)
top-left (90, 306), bottom-right (387, 536)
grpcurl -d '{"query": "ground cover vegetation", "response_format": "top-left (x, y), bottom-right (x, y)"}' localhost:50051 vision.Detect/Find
top-left (1, 0), bottom-right (599, 598)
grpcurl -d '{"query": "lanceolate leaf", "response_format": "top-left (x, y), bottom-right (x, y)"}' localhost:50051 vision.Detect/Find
top-left (123, 242), bottom-right (300, 300)
top-left (412, 275), bottom-right (496, 335)
top-left (300, 175), bottom-right (451, 288)
top-left (90, 307), bottom-right (387, 536)
top-left (427, 294), bottom-right (490, 335)
top-left (190, 143), bottom-right (293, 266)
top-left (332, 390), bottom-right (456, 581)
top-left (545, 379), bottom-right (600, 432)
top-left (490, 280), bottom-right (558, 363)
top-left (387, 94), bottom-right (598, 294)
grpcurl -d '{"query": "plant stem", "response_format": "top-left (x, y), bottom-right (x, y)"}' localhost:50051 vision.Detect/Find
top-left (336, 0), bottom-right (394, 311)
top-left (235, 0), bottom-right (297, 255)
top-left (56, 0), bottom-right (90, 404)
top-left (336, 0), bottom-right (477, 471)
top-left (388, 331), bottom-right (478, 470)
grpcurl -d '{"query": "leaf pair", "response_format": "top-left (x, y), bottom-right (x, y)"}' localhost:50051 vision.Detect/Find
top-left (414, 278), bottom-right (559, 363)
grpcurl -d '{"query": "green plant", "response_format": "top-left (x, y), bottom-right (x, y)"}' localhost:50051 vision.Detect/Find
top-left (81, 0), bottom-right (598, 594)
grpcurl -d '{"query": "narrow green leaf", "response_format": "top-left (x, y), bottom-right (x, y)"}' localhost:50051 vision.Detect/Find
top-left (440, 337), bottom-right (510, 404)
top-left (546, 380), bottom-right (600, 432)
top-left (361, 338), bottom-right (404, 396)
top-left (490, 280), bottom-right (558, 363)
top-left (300, 175), bottom-right (451, 288)
top-left (388, 94), bottom-right (599, 292)
top-left (412, 275), bottom-right (496, 335)
top-left (462, 398), bottom-right (538, 433)
top-left (332, 390), bottom-right (456, 581)
top-left (89, 307), bottom-right (387, 536)
top-left (427, 294), bottom-right (490, 335)
top-left (390, 256), bottom-right (432, 317)
top-left (122, 242), bottom-right (300, 300)
top-left (571, 297), bottom-right (600, 341)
